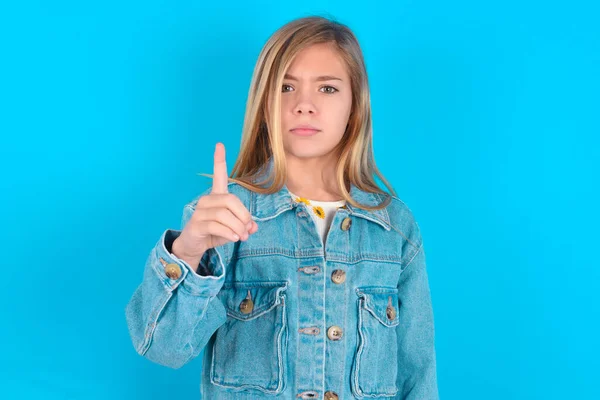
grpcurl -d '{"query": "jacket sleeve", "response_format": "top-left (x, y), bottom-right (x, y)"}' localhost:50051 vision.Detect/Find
top-left (396, 223), bottom-right (439, 399)
top-left (124, 200), bottom-right (231, 369)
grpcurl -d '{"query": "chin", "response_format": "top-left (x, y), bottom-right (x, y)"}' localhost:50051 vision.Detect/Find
top-left (284, 146), bottom-right (334, 160)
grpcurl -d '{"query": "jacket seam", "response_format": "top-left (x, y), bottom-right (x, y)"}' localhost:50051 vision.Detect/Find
top-left (388, 219), bottom-right (420, 251)
top-left (403, 243), bottom-right (424, 271)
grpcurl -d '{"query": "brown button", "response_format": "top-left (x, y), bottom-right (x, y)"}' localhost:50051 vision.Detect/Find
top-left (386, 295), bottom-right (396, 320)
top-left (386, 305), bottom-right (396, 320)
top-left (327, 325), bottom-right (343, 340)
top-left (324, 391), bottom-right (339, 400)
top-left (164, 263), bottom-right (182, 280)
top-left (240, 299), bottom-right (253, 314)
top-left (341, 217), bottom-right (352, 231)
top-left (331, 269), bottom-right (346, 284)
top-left (240, 290), bottom-right (254, 314)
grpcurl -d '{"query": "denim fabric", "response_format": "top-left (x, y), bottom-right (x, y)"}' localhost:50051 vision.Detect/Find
top-left (125, 159), bottom-right (439, 399)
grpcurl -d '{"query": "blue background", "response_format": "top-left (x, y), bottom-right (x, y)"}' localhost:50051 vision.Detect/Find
top-left (1, 1), bottom-right (598, 399)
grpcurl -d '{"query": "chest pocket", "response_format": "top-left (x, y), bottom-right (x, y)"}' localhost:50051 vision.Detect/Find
top-left (209, 280), bottom-right (289, 395)
top-left (351, 287), bottom-right (401, 398)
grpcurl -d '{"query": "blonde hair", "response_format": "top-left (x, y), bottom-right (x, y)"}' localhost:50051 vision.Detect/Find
top-left (199, 15), bottom-right (396, 211)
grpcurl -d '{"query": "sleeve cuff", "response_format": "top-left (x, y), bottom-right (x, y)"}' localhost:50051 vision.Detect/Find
top-left (152, 229), bottom-right (225, 297)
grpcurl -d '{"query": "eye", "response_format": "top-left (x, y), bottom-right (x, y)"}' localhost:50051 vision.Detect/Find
top-left (282, 84), bottom-right (294, 92)
top-left (320, 85), bottom-right (338, 94)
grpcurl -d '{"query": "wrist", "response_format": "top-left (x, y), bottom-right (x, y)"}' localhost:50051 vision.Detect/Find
top-left (172, 237), bottom-right (205, 267)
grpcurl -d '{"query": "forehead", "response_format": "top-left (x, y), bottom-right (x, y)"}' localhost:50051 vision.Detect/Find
top-left (286, 43), bottom-right (348, 76)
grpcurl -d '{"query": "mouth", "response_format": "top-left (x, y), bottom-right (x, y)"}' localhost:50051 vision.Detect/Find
top-left (290, 128), bottom-right (320, 136)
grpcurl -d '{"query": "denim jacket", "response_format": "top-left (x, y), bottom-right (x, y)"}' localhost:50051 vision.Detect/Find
top-left (125, 160), bottom-right (439, 399)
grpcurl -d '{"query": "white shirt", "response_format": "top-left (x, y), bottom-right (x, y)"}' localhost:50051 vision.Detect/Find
top-left (288, 190), bottom-right (347, 246)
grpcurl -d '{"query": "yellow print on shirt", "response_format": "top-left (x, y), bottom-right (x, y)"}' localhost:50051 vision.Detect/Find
top-left (294, 195), bottom-right (344, 219)
top-left (312, 206), bottom-right (325, 219)
top-left (295, 196), bottom-right (311, 206)
top-left (294, 196), bottom-right (326, 219)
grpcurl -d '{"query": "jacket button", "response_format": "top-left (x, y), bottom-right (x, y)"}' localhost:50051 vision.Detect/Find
top-left (327, 325), bottom-right (343, 340)
top-left (386, 295), bottom-right (397, 320)
top-left (331, 269), bottom-right (346, 284)
top-left (324, 391), bottom-right (339, 400)
top-left (240, 290), bottom-right (254, 314)
top-left (386, 305), bottom-right (396, 320)
top-left (341, 217), bottom-right (352, 231)
top-left (240, 298), bottom-right (254, 314)
top-left (164, 263), bottom-right (182, 280)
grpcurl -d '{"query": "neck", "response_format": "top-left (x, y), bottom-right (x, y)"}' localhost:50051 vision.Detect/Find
top-left (285, 155), bottom-right (348, 201)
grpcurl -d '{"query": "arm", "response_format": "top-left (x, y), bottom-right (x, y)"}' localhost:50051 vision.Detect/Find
top-left (124, 201), bottom-right (232, 369)
top-left (396, 229), bottom-right (439, 399)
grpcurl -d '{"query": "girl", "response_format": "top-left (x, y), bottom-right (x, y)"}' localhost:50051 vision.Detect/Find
top-left (126, 15), bottom-right (439, 400)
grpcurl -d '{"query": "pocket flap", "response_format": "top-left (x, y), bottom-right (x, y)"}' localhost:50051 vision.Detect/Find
top-left (356, 287), bottom-right (400, 327)
top-left (218, 281), bottom-right (288, 321)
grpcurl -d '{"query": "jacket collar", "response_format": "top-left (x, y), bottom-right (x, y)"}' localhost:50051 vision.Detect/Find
top-left (249, 158), bottom-right (391, 231)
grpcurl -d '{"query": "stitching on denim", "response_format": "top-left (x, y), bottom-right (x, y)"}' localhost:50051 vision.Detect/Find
top-left (361, 293), bottom-right (400, 327)
top-left (340, 262), bottom-right (349, 396)
top-left (295, 224), bottom-right (300, 395)
top-left (139, 290), bottom-right (173, 356)
top-left (403, 243), bottom-right (424, 271)
top-left (225, 293), bottom-right (282, 321)
top-left (233, 248), bottom-right (404, 263)
top-left (209, 288), bottom-right (288, 395)
top-left (352, 297), bottom-right (365, 397)
top-left (298, 327), bottom-right (320, 335)
top-left (353, 296), bottom-right (400, 397)
top-left (388, 219), bottom-right (419, 250)
top-left (277, 292), bottom-right (287, 393)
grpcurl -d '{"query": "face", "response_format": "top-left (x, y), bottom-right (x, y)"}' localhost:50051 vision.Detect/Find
top-left (280, 42), bottom-right (353, 161)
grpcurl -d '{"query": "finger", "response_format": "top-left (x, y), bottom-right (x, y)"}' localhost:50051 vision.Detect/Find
top-left (200, 193), bottom-right (254, 231)
top-left (195, 206), bottom-right (250, 240)
top-left (211, 142), bottom-right (229, 194)
top-left (248, 220), bottom-right (258, 234)
top-left (198, 220), bottom-right (242, 243)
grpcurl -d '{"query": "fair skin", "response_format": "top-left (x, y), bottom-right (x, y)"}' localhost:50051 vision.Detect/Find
top-left (281, 42), bottom-right (353, 201)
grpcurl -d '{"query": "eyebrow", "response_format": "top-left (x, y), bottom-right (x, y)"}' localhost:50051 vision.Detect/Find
top-left (284, 73), bottom-right (343, 82)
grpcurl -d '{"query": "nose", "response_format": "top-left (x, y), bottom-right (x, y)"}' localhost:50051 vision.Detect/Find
top-left (293, 103), bottom-right (316, 115)
top-left (293, 92), bottom-right (317, 115)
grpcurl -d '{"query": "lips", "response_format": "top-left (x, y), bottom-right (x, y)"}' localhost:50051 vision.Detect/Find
top-left (290, 124), bottom-right (321, 136)
top-left (290, 128), bottom-right (320, 136)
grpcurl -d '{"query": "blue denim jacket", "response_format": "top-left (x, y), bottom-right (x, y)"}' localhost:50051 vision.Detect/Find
top-left (125, 161), bottom-right (439, 399)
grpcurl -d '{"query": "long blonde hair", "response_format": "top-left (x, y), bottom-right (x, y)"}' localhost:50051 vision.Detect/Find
top-left (199, 15), bottom-right (396, 211)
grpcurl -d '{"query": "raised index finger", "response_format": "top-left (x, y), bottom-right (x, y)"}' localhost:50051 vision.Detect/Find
top-left (211, 142), bottom-right (229, 194)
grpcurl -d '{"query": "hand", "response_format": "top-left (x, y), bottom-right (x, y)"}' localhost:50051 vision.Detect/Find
top-left (173, 142), bottom-right (258, 260)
